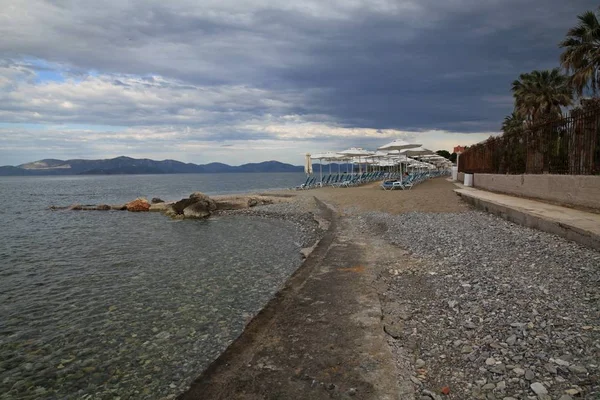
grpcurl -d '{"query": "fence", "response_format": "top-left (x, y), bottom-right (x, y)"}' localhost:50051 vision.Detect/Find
top-left (458, 107), bottom-right (600, 175)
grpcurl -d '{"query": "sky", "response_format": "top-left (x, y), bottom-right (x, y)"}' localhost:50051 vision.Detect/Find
top-left (0, 0), bottom-right (597, 166)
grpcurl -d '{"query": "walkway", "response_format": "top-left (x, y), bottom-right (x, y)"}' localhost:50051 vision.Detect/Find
top-left (179, 201), bottom-right (415, 400)
top-left (454, 185), bottom-right (600, 251)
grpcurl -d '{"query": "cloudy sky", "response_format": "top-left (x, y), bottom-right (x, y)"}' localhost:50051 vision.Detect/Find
top-left (0, 0), bottom-right (596, 165)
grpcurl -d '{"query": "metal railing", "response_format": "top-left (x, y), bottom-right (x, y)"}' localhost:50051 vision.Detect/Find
top-left (459, 107), bottom-right (600, 175)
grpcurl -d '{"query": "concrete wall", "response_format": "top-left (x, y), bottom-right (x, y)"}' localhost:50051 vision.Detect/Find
top-left (457, 172), bottom-right (465, 183)
top-left (473, 174), bottom-right (600, 210)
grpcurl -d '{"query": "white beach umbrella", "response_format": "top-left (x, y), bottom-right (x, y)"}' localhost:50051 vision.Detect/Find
top-left (311, 152), bottom-right (333, 183)
top-left (319, 151), bottom-right (345, 174)
top-left (400, 147), bottom-right (434, 157)
top-left (378, 139), bottom-right (422, 151)
top-left (338, 147), bottom-right (373, 175)
top-left (304, 153), bottom-right (313, 175)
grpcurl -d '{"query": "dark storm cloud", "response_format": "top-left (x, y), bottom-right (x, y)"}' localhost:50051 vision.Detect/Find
top-left (276, 0), bottom-right (597, 132)
top-left (0, 0), bottom-right (597, 136)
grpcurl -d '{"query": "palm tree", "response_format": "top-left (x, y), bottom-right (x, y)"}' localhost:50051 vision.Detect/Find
top-left (559, 8), bottom-right (600, 97)
top-left (501, 112), bottom-right (525, 134)
top-left (511, 69), bottom-right (572, 125)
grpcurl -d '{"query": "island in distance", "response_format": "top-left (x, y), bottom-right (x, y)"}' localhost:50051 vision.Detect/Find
top-left (0, 156), bottom-right (316, 176)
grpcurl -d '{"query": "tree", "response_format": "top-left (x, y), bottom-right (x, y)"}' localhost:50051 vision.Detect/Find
top-left (501, 112), bottom-right (525, 134)
top-left (559, 7), bottom-right (600, 97)
top-left (449, 153), bottom-right (457, 163)
top-left (511, 69), bottom-right (573, 125)
top-left (435, 150), bottom-right (451, 159)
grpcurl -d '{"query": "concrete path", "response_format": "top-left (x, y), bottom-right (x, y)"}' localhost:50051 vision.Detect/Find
top-left (454, 185), bottom-right (600, 251)
top-left (178, 202), bottom-right (414, 400)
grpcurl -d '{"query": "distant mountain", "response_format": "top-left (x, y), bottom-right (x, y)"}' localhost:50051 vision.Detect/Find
top-left (0, 156), bottom-right (306, 176)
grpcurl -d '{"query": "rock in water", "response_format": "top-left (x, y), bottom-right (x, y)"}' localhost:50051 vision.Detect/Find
top-left (171, 198), bottom-right (198, 214)
top-left (151, 197), bottom-right (165, 204)
top-left (125, 198), bottom-right (151, 212)
top-left (183, 202), bottom-right (211, 219)
top-left (96, 204), bottom-right (111, 211)
top-left (189, 192), bottom-right (217, 211)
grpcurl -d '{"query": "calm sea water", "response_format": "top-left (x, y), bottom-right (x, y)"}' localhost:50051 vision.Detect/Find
top-left (0, 173), bottom-right (307, 399)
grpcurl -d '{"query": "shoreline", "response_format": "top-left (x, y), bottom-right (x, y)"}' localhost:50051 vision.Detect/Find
top-left (176, 178), bottom-right (600, 400)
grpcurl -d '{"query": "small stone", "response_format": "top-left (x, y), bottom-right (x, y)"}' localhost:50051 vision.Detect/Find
top-left (568, 365), bottom-right (588, 375)
top-left (544, 364), bottom-right (557, 374)
top-left (416, 359), bottom-right (426, 368)
top-left (155, 331), bottom-right (171, 340)
top-left (490, 364), bottom-right (506, 374)
top-left (530, 382), bottom-right (547, 396)
top-left (348, 388), bottom-right (357, 396)
top-left (552, 358), bottom-right (570, 366)
top-left (410, 376), bottom-right (423, 386)
top-left (496, 381), bottom-right (506, 390)
top-left (558, 396), bottom-right (573, 400)
top-left (461, 345), bottom-right (474, 354)
top-left (482, 383), bottom-right (495, 391)
top-left (506, 335), bottom-right (517, 346)
top-left (513, 368), bottom-right (525, 376)
top-left (564, 388), bottom-right (579, 395)
top-left (464, 321), bottom-right (477, 329)
top-left (485, 358), bottom-right (496, 366)
top-left (503, 398), bottom-right (517, 400)
top-left (525, 370), bottom-right (535, 380)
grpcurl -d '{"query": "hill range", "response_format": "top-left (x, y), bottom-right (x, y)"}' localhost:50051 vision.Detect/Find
top-left (0, 156), bottom-right (313, 176)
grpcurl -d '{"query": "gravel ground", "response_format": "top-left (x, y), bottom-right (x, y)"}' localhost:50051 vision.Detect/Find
top-left (361, 210), bottom-right (600, 400)
top-left (215, 196), bottom-right (326, 250)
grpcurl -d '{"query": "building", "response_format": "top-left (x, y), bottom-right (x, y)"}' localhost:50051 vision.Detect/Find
top-left (453, 145), bottom-right (466, 154)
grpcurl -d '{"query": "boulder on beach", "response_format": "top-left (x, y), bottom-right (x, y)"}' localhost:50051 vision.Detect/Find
top-left (151, 197), bottom-right (165, 204)
top-left (125, 198), bottom-right (151, 212)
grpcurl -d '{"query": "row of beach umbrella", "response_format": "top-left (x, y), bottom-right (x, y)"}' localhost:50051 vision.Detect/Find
top-left (305, 139), bottom-right (453, 182)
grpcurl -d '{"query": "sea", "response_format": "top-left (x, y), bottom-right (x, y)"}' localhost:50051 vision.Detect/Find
top-left (0, 173), bottom-right (307, 399)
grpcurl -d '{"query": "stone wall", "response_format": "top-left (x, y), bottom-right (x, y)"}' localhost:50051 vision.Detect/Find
top-left (473, 174), bottom-right (600, 210)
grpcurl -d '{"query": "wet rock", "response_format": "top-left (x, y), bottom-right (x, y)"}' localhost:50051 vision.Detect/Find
top-left (69, 204), bottom-right (83, 210)
top-left (151, 197), bottom-right (165, 204)
top-left (189, 192), bottom-right (217, 211)
top-left (125, 198), bottom-right (151, 212)
top-left (96, 204), bottom-right (111, 211)
top-left (183, 202), bottom-right (211, 219)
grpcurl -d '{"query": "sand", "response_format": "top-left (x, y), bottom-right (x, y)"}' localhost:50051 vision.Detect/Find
top-left (291, 177), bottom-right (469, 214)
